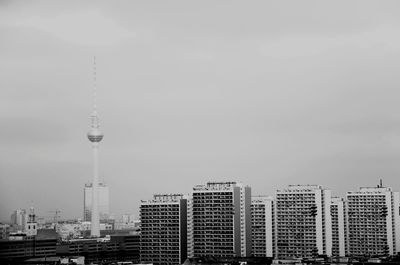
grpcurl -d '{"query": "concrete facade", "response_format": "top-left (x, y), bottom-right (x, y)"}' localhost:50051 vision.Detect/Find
top-left (275, 185), bottom-right (332, 258)
top-left (346, 186), bottom-right (400, 256)
top-left (191, 181), bottom-right (251, 258)
top-left (251, 196), bottom-right (275, 257)
top-left (140, 194), bottom-right (187, 265)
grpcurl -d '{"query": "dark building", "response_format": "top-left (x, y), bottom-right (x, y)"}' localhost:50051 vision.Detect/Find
top-left (56, 234), bottom-right (140, 264)
top-left (0, 237), bottom-right (57, 264)
top-left (140, 194), bottom-right (187, 265)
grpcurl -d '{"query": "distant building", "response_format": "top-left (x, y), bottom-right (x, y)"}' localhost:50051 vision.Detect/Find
top-left (191, 181), bottom-right (251, 258)
top-left (25, 207), bottom-right (37, 237)
top-left (84, 182), bottom-right (110, 221)
top-left (57, 223), bottom-right (83, 240)
top-left (331, 197), bottom-right (346, 257)
top-left (115, 214), bottom-right (139, 230)
top-left (10, 209), bottom-right (27, 231)
top-left (346, 186), bottom-right (400, 256)
top-left (251, 196), bottom-right (275, 257)
top-left (121, 214), bottom-right (136, 224)
top-left (275, 185), bottom-right (332, 258)
top-left (140, 194), bottom-right (187, 265)
top-left (0, 224), bottom-right (10, 240)
top-left (56, 220), bottom-right (114, 240)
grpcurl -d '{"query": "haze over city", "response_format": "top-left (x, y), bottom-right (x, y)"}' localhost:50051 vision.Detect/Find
top-left (1, 0), bottom-right (400, 222)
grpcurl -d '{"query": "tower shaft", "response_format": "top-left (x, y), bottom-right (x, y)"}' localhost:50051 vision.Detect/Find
top-left (91, 142), bottom-right (100, 237)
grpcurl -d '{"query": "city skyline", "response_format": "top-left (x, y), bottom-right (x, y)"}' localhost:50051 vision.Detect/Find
top-left (2, 1), bottom-right (400, 222)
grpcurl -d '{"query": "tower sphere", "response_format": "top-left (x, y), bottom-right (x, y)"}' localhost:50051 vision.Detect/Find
top-left (87, 128), bottom-right (104, 142)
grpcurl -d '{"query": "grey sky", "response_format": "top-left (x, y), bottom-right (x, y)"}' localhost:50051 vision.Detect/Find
top-left (1, 1), bottom-right (400, 222)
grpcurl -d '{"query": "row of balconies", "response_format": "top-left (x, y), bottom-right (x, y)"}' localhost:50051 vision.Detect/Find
top-left (194, 242), bottom-right (234, 245)
top-left (193, 220), bottom-right (234, 224)
top-left (141, 244), bottom-right (180, 247)
top-left (193, 207), bottom-right (234, 211)
top-left (141, 225), bottom-right (179, 229)
top-left (140, 244), bottom-right (179, 248)
top-left (193, 200), bottom-right (233, 204)
top-left (140, 210), bottom-right (179, 214)
top-left (193, 213), bottom-right (234, 216)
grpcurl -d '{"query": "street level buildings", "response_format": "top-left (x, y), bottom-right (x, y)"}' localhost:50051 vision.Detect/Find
top-left (251, 196), bottom-right (275, 257)
top-left (140, 194), bottom-right (187, 265)
top-left (346, 186), bottom-right (400, 256)
top-left (275, 185), bottom-right (332, 258)
top-left (191, 181), bottom-right (251, 258)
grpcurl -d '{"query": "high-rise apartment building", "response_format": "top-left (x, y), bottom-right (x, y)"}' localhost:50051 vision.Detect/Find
top-left (191, 181), bottom-right (251, 258)
top-left (84, 182), bottom-right (110, 221)
top-left (275, 185), bottom-right (332, 258)
top-left (346, 186), bottom-right (400, 256)
top-left (140, 194), bottom-right (187, 265)
top-left (331, 197), bottom-right (346, 257)
top-left (251, 196), bottom-right (275, 257)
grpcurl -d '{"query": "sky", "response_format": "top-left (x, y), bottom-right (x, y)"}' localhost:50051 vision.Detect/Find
top-left (1, 0), bottom-right (400, 222)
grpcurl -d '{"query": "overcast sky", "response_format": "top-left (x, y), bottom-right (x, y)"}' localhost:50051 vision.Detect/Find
top-left (1, 0), bottom-right (400, 222)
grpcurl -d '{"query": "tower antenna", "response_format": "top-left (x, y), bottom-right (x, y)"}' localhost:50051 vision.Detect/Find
top-left (93, 56), bottom-right (97, 114)
top-left (90, 56), bottom-right (100, 129)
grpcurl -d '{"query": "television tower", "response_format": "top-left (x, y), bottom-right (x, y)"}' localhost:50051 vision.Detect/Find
top-left (87, 56), bottom-right (103, 237)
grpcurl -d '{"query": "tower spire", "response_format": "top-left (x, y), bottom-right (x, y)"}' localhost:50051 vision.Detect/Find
top-left (93, 56), bottom-right (97, 114)
top-left (90, 56), bottom-right (100, 129)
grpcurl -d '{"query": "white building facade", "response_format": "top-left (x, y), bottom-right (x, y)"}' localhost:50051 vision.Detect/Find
top-left (251, 196), bottom-right (275, 257)
top-left (186, 197), bottom-right (194, 258)
top-left (346, 186), bottom-right (400, 256)
top-left (331, 197), bottom-right (346, 257)
top-left (275, 185), bottom-right (332, 258)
